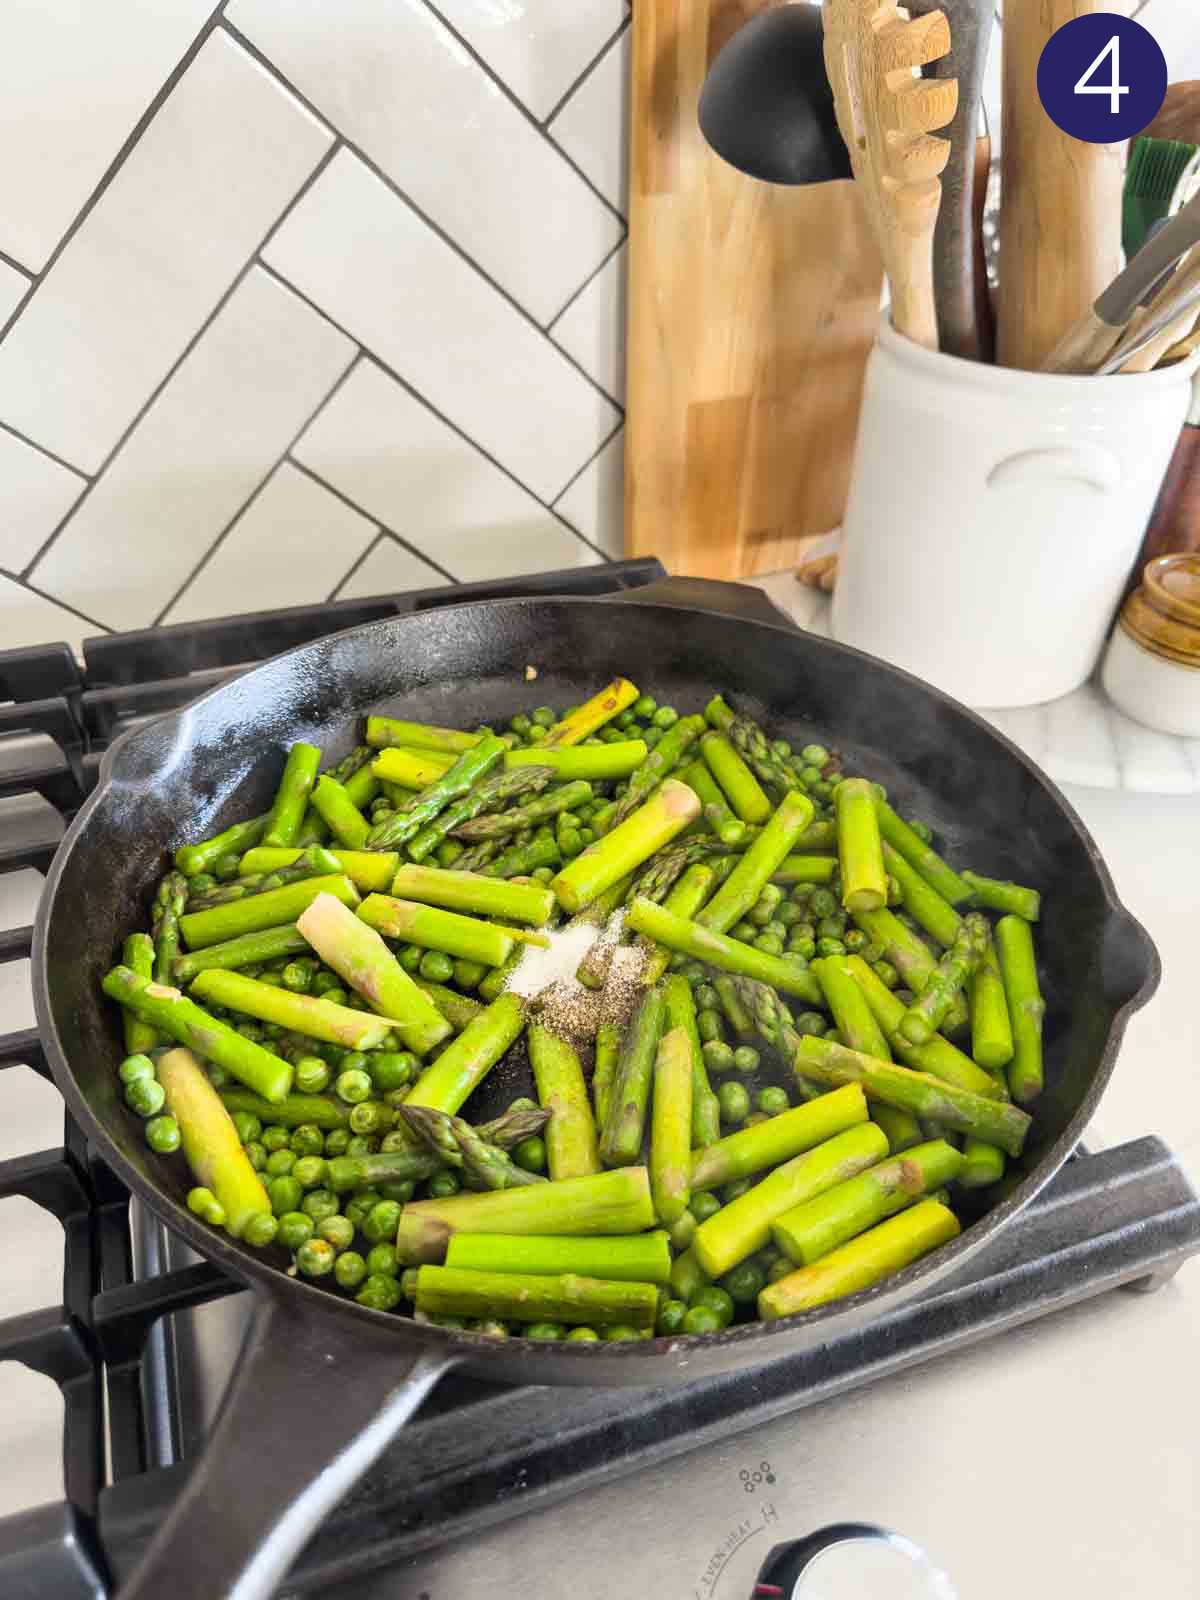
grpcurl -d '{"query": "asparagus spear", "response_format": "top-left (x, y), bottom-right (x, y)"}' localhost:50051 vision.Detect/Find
top-left (664, 973), bottom-right (720, 1149)
top-left (262, 742), bottom-right (322, 849)
top-left (724, 976), bottom-right (778, 1044)
top-left (608, 715), bottom-right (706, 829)
top-left (157, 1048), bottom-right (271, 1238)
top-left (640, 863), bottom-right (717, 986)
top-left (552, 782), bottom-right (700, 914)
top-left (189, 969), bottom-right (398, 1051)
top-left (414, 1266), bottom-right (658, 1329)
top-left (592, 1021), bottom-right (621, 1127)
top-left (357, 894), bottom-right (514, 968)
top-left (842, 955), bottom-right (1002, 1099)
top-left (875, 801), bottom-right (971, 906)
top-left (542, 678), bottom-right (639, 746)
top-left (480, 830), bottom-right (561, 879)
top-left (793, 819), bottom-right (838, 851)
top-left (703, 697), bottom-right (808, 798)
top-left (185, 844), bottom-right (343, 910)
top-left (390, 863), bottom-right (554, 926)
top-left (680, 759), bottom-right (749, 847)
top-left (760, 1198), bottom-right (960, 1317)
top-left (650, 1027), bottom-right (694, 1225)
top-left (770, 854), bottom-right (838, 886)
top-left (690, 1084), bottom-right (868, 1191)
top-left (963, 870), bottom-right (1041, 923)
top-left (444, 1230), bottom-right (671, 1284)
top-left (404, 992), bottom-right (527, 1115)
top-left (219, 1088), bottom-right (348, 1129)
top-left (969, 934), bottom-right (1014, 1071)
top-left (310, 774), bottom-right (371, 849)
top-left (325, 1106), bottom-right (549, 1189)
top-left (365, 716), bottom-right (483, 757)
top-left (294, 892), bottom-right (451, 1056)
top-left (669, 1247), bottom-right (710, 1304)
top-left (851, 906), bottom-right (938, 993)
top-left (172, 925), bottom-right (310, 983)
top-left (813, 957), bottom-right (892, 1059)
top-left (454, 780), bottom-right (593, 841)
top-left (836, 779), bottom-right (887, 914)
top-left (697, 791), bottom-right (814, 933)
top-left (179, 874), bottom-right (359, 949)
top-left (693, 1123), bottom-right (888, 1277)
top-left (882, 843), bottom-right (962, 948)
top-left (395, 1167), bottom-right (656, 1263)
top-left (151, 872), bottom-right (189, 983)
top-left (898, 914), bottom-right (989, 1045)
top-left (367, 734), bottom-right (507, 849)
top-left (102, 966), bottom-right (292, 1102)
top-left (529, 1023), bottom-right (599, 1179)
top-left (175, 814), bottom-right (269, 878)
top-left (632, 838), bottom-right (729, 906)
top-left (413, 978), bottom-right (483, 1032)
top-left (238, 846), bottom-right (399, 893)
top-left (121, 932), bottom-right (159, 1053)
top-left (325, 744), bottom-right (374, 784)
top-left (866, 1104), bottom-right (925, 1154)
top-left (700, 731), bottom-right (772, 824)
top-left (407, 766), bottom-right (551, 862)
top-left (504, 742), bottom-right (647, 782)
top-left (625, 898), bottom-right (823, 1005)
top-left (599, 985), bottom-right (666, 1166)
top-left (770, 1139), bottom-right (963, 1266)
top-left (397, 1106), bottom-right (544, 1189)
top-left (370, 747), bottom-right (454, 791)
top-left (958, 1139), bottom-right (1007, 1189)
top-left (791, 1035), bottom-right (1032, 1157)
top-left (994, 914), bottom-right (1045, 1104)
top-left (478, 946), bottom-right (523, 1003)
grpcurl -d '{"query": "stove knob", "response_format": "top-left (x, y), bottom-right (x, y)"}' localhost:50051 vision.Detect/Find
top-left (752, 1522), bottom-right (958, 1599)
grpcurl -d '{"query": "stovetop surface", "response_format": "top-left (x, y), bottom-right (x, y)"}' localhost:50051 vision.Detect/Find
top-left (2, 560), bottom-right (1199, 1600)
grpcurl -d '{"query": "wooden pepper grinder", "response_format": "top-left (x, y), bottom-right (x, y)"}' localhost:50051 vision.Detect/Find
top-left (1123, 373), bottom-right (1200, 603)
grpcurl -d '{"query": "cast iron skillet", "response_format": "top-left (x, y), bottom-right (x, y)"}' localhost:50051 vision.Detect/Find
top-left (33, 578), bottom-right (1158, 1599)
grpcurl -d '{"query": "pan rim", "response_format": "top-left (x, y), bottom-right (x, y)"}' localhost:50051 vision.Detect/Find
top-left (31, 592), bottom-right (1162, 1364)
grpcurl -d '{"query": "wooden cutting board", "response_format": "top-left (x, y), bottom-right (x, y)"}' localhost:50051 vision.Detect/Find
top-left (625, 0), bottom-right (884, 579)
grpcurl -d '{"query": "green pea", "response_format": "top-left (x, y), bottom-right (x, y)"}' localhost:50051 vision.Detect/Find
top-left (732, 1045), bottom-right (760, 1075)
top-left (294, 1056), bottom-right (331, 1094)
top-left (512, 1136), bottom-right (547, 1173)
top-left (336, 1068), bottom-right (373, 1105)
top-left (694, 983), bottom-right (719, 1012)
top-left (212, 852), bottom-right (241, 882)
top-left (144, 1114), bottom-right (180, 1154)
top-left (526, 1322), bottom-right (566, 1341)
top-left (531, 866), bottom-right (554, 883)
top-left (788, 937), bottom-right (816, 962)
top-left (531, 706), bottom-right (557, 728)
top-left (697, 1010), bottom-right (725, 1045)
top-left (681, 1305), bottom-right (722, 1336)
top-left (314, 1214), bottom-right (353, 1253)
top-left (366, 1052), bottom-right (413, 1094)
top-left (280, 962), bottom-right (311, 993)
top-left (793, 1011), bottom-right (828, 1037)
top-left (310, 969), bottom-right (341, 996)
top-left (843, 928), bottom-right (867, 953)
top-left (809, 887), bottom-right (837, 919)
top-left (731, 919), bottom-right (757, 943)
top-left (669, 1210), bottom-right (697, 1250)
top-left (510, 713), bottom-right (532, 736)
top-left (682, 962), bottom-right (707, 987)
top-left (753, 933), bottom-right (784, 955)
top-left (717, 1081), bottom-right (751, 1124)
top-left (702, 1039), bottom-right (735, 1075)
top-left (356, 1273), bottom-right (402, 1312)
top-left (602, 1325), bottom-right (642, 1342)
top-left (656, 1298), bottom-right (688, 1336)
top-left (633, 694), bottom-right (657, 717)
top-left (187, 1185), bottom-right (218, 1219)
top-left (615, 708), bottom-right (638, 729)
top-left (801, 743), bottom-right (829, 767)
top-left (757, 1086), bottom-right (790, 1116)
top-left (118, 1053), bottom-right (156, 1086)
top-left (526, 726), bottom-right (547, 744)
top-left (261, 1124), bottom-right (290, 1153)
top-left (418, 949), bottom-right (454, 984)
top-left (265, 1149), bottom-right (296, 1177)
top-left (427, 1170), bottom-right (461, 1198)
top-left (652, 706), bottom-right (679, 729)
top-left (817, 915), bottom-right (847, 940)
top-left (378, 1179), bottom-right (414, 1204)
top-left (777, 902), bottom-right (803, 928)
top-left (366, 1243), bottom-right (399, 1277)
top-left (243, 1140), bottom-right (267, 1171)
top-left (816, 937), bottom-right (846, 957)
top-left (267, 1175), bottom-right (303, 1216)
top-left (767, 1256), bottom-right (794, 1283)
top-left (334, 1250), bottom-right (368, 1290)
top-left (692, 1285), bottom-right (735, 1327)
top-left (474, 1319), bottom-right (509, 1339)
top-left (642, 726), bottom-right (662, 749)
top-left (771, 738), bottom-right (792, 758)
top-left (243, 1212), bottom-right (279, 1249)
top-left (277, 1211), bottom-right (314, 1251)
top-left (323, 1128), bottom-right (350, 1157)
top-left (689, 1191), bottom-right (722, 1222)
top-left (295, 1238), bottom-right (336, 1278)
top-left (349, 1101), bottom-right (391, 1135)
top-left (722, 1262), bottom-right (765, 1304)
top-left (398, 943), bottom-right (423, 973)
top-left (722, 1177), bottom-right (754, 1203)
top-left (566, 1325), bottom-right (601, 1342)
top-left (873, 960), bottom-right (900, 988)
top-left (801, 765), bottom-right (823, 787)
top-left (764, 919), bottom-right (788, 941)
top-left (292, 1155), bottom-right (327, 1189)
top-left (363, 1199), bottom-right (402, 1243)
top-left (125, 1077), bottom-right (166, 1118)
top-left (229, 1110), bottom-right (261, 1144)
top-left (749, 885), bottom-right (784, 924)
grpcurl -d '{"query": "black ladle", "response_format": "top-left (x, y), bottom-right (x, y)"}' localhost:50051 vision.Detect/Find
top-left (698, 4), bottom-right (851, 186)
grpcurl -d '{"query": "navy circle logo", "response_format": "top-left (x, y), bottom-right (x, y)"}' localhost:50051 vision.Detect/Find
top-left (1037, 14), bottom-right (1167, 144)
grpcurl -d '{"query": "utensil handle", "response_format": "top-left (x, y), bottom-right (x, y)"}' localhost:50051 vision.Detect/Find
top-left (118, 1292), bottom-right (452, 1600)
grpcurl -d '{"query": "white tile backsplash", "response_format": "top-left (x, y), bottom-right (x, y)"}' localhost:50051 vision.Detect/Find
top-left (0, 31), bottom-right (331, 474)
top-left (0, 1), bottom-right (214, 272)
top-left (265, 150), bottom-right (620, 503)
top-left (0, 430), bottom-right (87, 573)
top-left (294, 359), bottom-right (598, 582)
top-left (164, 458), bottom-right (377, 623)
top-left (2, 5), bottom-right (1199, 651)
top-left (30, 267), bottom-right (355, 628)
top-left (228, 0), bottom-right (622, 324)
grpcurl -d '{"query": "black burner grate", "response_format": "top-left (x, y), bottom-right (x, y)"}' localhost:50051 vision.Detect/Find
top-left (1, 559), bottom-right (1199, 1599)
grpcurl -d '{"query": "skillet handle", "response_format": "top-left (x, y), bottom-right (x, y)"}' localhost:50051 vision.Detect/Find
top-left (118, 1289), bottom-right (453, 1600)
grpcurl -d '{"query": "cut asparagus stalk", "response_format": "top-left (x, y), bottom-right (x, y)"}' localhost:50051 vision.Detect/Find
top-left (403, 992), bottom-right (527, 1115)
top-left (444, 1230), bottom-right (671, 1284)
top-left (551, 781), bottom-right (700, 914)
top-left (599, 985), bottom-right (666, 1166)
top-left (357, 894), bottom-right (514, 968)
top-left (843, 955), bottom-right (1001, 1099)
top-left (650, 1026), bottom-right (694, 1225)
top-left (239, 846), bottom-right (399, 893)
top-left (172, 925), bottom-right (310, 984)
top-left (157, 1047), bottom-right (271, 1238)
top-left (121, 932), bottom-right (159, 1053)
top-left (542, 678), bottom-right (639, 746)
top-left (175, 814), bottom-right (269, 878)
top-left (881, 842), bottom-right (962, 948)
top-left (625, 897), bottom-right (823, 1005)
top-left (696, 790), bottom-right (814, 933)
top-left (179, 874), bottom-right (359, 950)
top-left (529, 1022), bottom-right (599, 1180)
top-left (969, 934), bottom-right (1014, 1071)
top-left (414, 1266), bottom-right (658, 1329)
top-left (390, 863), bottom-right (554, 925)
top-left (690, 1083), bottom-right (868, 1191)
top-left (700, 731), bottom-right (771, 824)
top-left (504, 742), bottom-right (648, 781)
top-left (367, 735), bottom-right (507, 849)
top-left (189, 969), bottom-right (398, 1051)
top-left (875, 801), bottom-right (971, 906)
top-left (995, 913), bottom-right (1045, 1104)
top-left (962, 870), bottom-right (1041, 922)
top-left (663, 973), bottom-right (720, 1149)
top-left (770, 854), bottom-right (838, 886)
top-left (836, 778), bottom-right (887, 913)
top-left (262, 742), bottom-right (322, 849)
top-left (310, 774), bottom-right (371, 849)
top-left (365, 716), bottom-right (483, 756)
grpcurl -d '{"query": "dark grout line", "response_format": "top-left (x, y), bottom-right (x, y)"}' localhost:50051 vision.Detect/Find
top-left (544, 232), bottom-right (627, 393)
top-left (0, 418), bottom-right (91, 480)
top-left (542, 12), bottom-right (631, 129)
top-left (0, 2), bottom-right (229, 348)
top-left (551, 414), bottom-right (624, 510)
top-left (1, 571), bottom-right (113, 636)
top-left (287, 454), bottom-right (459, 586)
top-left (18, 140), bottom-right (343, 585)
top-left (223, 15), bottom-right (626, 414)
top-left (258, 256), bottom-right (615, 545)
top-left (327, 529), bottom-right (391, 601)
top-left (0, 246), bottom-right (33, 281)
top-left (151, 345), bottom-right (361, 626)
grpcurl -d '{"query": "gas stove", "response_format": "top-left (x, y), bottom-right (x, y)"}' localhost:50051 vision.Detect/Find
top-left (2, 559), bottom-right (1198, 1599)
